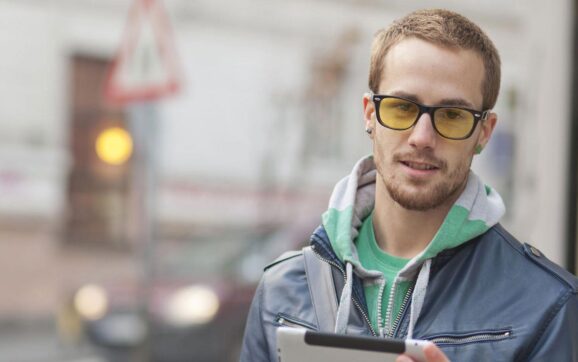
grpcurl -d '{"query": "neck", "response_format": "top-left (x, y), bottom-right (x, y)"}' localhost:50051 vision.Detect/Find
top-left (372, 177), bottom-right (462, 259)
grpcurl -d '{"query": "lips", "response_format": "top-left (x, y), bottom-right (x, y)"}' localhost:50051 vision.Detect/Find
top-left (401, 160), bottom-right (439, 171)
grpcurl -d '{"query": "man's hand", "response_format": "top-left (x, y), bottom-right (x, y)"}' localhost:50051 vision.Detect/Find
top-left (396, 342), bottom-right (449, 362)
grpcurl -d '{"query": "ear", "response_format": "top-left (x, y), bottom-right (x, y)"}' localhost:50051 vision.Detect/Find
top-left (362, 93), bottom-right (376, 138)
top-left (476, 112), bottom-right (497, 150)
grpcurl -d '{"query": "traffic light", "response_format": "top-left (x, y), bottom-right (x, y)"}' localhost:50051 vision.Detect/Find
top-left (95, 126), bottom-right (133, 166)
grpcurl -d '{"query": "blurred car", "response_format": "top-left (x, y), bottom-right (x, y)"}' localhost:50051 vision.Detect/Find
top-left (68, 222), bottom-right (315, 362)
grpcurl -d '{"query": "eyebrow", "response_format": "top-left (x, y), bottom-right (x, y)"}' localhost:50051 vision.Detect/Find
top-left (438, 98), bottom-right (476, 109)
top-left (386, 90), bottom-right (476, 109)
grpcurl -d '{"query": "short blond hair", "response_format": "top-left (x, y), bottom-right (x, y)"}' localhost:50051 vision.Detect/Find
top-left (369, 9), bottom-right (501, 110)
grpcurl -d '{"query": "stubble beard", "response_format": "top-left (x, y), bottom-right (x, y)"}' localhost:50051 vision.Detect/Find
top-left (379, 153), bottom-right (472, 212)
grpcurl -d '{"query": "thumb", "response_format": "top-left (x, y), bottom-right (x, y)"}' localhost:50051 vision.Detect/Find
top-left (423, 343), bottom-right (449, 362)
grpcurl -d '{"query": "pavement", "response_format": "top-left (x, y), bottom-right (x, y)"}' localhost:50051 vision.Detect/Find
top-left (0, 223), bottom-right (137, 362)
top-left (0, 318), bottom-right (104, 362)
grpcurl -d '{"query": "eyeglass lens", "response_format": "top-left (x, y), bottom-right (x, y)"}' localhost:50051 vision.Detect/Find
top-left (378, 98), bottom-right (475, 139)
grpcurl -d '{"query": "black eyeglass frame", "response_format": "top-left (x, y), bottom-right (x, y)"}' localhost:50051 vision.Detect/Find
top-left (371, 93), bottom-right (490, 140)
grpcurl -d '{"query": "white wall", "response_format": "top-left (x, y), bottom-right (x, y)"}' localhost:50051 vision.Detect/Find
top-left (0, 2), bottom-right (68, 220)
top-left (511, 0), bottom-right (574, 265)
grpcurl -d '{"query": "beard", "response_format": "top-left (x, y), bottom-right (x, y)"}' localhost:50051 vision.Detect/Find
top-left (379, 150), bottom-right (472, 212)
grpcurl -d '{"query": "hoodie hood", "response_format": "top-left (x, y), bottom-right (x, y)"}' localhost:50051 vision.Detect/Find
top-left (321, 155), bottom-right (505, 336)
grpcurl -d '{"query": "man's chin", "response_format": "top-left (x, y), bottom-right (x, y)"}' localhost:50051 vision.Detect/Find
top-left (394, 198), bottom-right (442, 212)
top-left (387, 185), bottom-right (451, 212)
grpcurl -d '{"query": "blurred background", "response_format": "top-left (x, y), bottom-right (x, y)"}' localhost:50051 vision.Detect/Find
top-left (0, 0), bottom-right (576, 361)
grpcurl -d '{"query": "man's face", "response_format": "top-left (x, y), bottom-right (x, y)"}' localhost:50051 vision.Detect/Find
top-left (363, 37), bottom-right (496, 211)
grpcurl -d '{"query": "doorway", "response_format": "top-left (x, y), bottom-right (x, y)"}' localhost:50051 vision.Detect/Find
top-left (66, 55), bottom-right (132, 249)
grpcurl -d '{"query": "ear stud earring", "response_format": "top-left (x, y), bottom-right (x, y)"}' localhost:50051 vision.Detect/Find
top-left (365, 127), bottom-right (373, 134)
top-left (475, 144), bottom-right (483, 154)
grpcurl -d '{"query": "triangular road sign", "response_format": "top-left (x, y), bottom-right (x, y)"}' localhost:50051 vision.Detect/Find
top-left (105, 0), bottom-right (181, 104)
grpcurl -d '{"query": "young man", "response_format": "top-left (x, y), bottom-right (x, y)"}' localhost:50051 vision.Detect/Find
top-left (241, 9), bottom-right (578, 362)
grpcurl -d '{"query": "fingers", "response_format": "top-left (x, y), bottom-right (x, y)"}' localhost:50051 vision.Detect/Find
top-left (423, 343), bottom-right (450, 362)
top-left (396, 355), bottom-right (414, 362)
top-left (395, 343), bottom-right (449, 362)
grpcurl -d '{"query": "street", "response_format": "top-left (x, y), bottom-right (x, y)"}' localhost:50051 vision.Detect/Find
top-left (0, 319), bottom-right (103, 362)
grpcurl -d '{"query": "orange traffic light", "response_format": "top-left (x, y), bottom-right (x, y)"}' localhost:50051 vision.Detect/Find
top-left (95, 127), bottom-right (133, 165)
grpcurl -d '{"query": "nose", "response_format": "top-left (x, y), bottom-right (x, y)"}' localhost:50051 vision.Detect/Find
top-left (407, 113), bottom-right (437, 150)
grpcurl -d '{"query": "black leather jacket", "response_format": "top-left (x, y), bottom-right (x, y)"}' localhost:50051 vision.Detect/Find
top-left (241, 224), bottom-right (578, 361)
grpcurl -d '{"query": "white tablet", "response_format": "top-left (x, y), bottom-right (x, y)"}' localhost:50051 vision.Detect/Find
top-left (277, 327), bottom-right (430, 362)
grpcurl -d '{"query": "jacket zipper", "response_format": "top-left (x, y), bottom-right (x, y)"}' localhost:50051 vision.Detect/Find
top-left (388, 284), bottom-right (414, 337)
top-left (311, 245), bottom-right (377, 336)
top-left (383, 279), bottom-right (396, 336)
top-left (376, 277), bottom-right (386, 337)
top-left (428, 330), bottom-right (512, 345)
top-left (276, 313), bottom-right (317, 330)
top-left (382, 279), bottom-right (415, 338)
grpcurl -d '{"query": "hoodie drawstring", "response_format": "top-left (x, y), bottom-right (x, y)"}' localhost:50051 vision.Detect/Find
top-left (407, 259), bottom-right (431, 339)
top-left (334, 262), bottom-right (353, 334)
